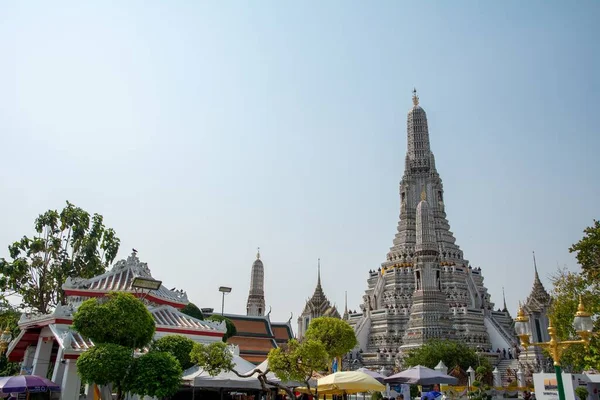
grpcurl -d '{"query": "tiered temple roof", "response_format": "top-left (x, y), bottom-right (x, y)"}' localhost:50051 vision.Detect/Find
top-left (297, 260), bottom-right (341, 340)
top-left (523, 253), bottom-right (552, 314)
top-left (205, 312), bottom-right (294, 364)
top-left (7, 252), bottom-right (225, 363)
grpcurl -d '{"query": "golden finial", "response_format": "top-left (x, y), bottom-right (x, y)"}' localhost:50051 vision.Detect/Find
top-left (420, 187), bottom-right (427, 201)
top-left (576, 295), bottom-right (591, 317)
top-left (256, 247), bottom-right (260, 259)
top-left (412, 88), bottom-right (419, 106)
top-left (515, 303), bottom-right (529, 322)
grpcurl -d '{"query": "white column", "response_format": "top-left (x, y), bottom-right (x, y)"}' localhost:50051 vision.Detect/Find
top-left (21, 345), bottom-right (36, 374)
top-left (61, 359), bottom-right (81, 400)
top-left (493, 367), bottom-right (501, 388)
top-left (516, 368), bottom-right (524, 388)
top-left (31, 333), bottom-right (54, 377)
top-left (51, 348), bottom-right (65, 384)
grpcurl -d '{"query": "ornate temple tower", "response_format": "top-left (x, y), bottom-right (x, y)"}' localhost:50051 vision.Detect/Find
top-left (297, 260), bottom-right (341, 340)
top-left (348, 91), bottom-right (516, 370)
top-left (401, 189), bottom-right (456, 349)
top-left (246, 249), bottom-right (266, 316)
top-left (519, 252), bottom-right (553, 368)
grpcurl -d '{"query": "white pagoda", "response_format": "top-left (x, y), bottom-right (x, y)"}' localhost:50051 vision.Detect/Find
top-left (347, 91), bottom-right (518, 370)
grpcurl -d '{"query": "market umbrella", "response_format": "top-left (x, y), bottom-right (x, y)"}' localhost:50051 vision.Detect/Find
top-left (0, 375), bottom-right (61, 394)
top-left (385, 365), bottom-right (458, 385)
top-left (318, 371), bottom-right (386, 394)
top-left (356, 368), bottom-right (386, 382)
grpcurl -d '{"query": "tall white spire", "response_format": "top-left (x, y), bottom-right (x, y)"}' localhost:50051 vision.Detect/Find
top-left (247, 248), bottom-right (266, 316)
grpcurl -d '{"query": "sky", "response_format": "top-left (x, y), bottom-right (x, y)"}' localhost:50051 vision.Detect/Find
top-left (1, 1), bottom-right (599, 326)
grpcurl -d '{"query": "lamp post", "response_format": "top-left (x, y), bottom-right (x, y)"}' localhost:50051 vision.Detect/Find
top-left (131, 276), bottom-right (162, 300)
top-left (514, 296), bottom-right (593, 400)
top-left (0, 326), bottom-right (12, 354)
top-left (219, 286), bottom-right (232, 316)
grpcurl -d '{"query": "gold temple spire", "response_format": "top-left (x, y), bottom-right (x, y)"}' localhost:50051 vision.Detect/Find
top-left (412, 88), bottom-right (419, 106)
top-left (421, 187), bottom-right (427, 201)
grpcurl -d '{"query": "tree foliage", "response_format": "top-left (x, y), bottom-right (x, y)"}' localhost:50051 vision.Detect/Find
top-left (151, 335), bottom-right (196, 370)
top-left (0, 201), bottom-right (120, 313)
top-left (73, 292), bottom-right (155, 348)
top-left (189, 341), bottom-right (234, 376)
top-left (76, 343), bottom-right (132, 392)
top-left (569, 220), bottom-right (600, 281)
top-left (73, 293), bottom-right (167, 400)
top-left (127, 351), bottom-right (182, 398)
top-left (268, 339), bottom-right (328, 386)
top-left (549, 269), bottom-right (600, 371)
top-left (402, 340), bottom-right (492, 376)
top-left (304, 317), bottom-right (357, 360)
top-left (181, 302), bottom-right (204, 320)
top-left (207, 315), bottom-right (237, 341)
top-left (0, 307), bottom-right (22, 376)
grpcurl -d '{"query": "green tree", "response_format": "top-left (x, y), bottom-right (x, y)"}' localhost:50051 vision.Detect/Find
top-left (73, 292), bottom-right (155, 348)
top-left (0, 201), bottom-right (120, 313)
top-left (0, 306), bottom-right (22, 376)
top-left (268, 338), bottom-right (328, 392)
top-left (402, 340), bottom-right (492, 380)
top-left (304, 317), bottom-right (357, 361)
top-left (190, 341), bottom-right (234, 376)
top-left (575, 387), bottom-right (589, 400)
top-left (73, 293), bottom-right (159, 400)
top-left (151, 335), bottom-right (196, 370)
top-left (190, 341), bottom-right (305, 400)
top-left (207, 315), bottom-right (237, 341)
top-left (569, 220), bottom-right (600, 281)
top-left (127, 351), bottom-right (182, 398)
top-left (77, 343), bottom-right (132, 397)
top-left (181, 303), bottom-right (204, 320)
top-left (549, 269), bottom-right (600, 371)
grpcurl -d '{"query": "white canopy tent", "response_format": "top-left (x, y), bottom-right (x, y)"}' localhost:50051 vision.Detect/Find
top-left (255, 359), bottom-right (315, 387)
top-left (182, 348), bottom-right (266, 390)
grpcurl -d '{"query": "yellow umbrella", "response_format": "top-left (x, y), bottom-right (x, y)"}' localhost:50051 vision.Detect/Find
top-left (317, 371), bottom-right (386, 394)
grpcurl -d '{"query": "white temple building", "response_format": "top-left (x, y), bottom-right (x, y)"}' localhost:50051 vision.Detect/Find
top-left (6, 252), bottom-right (226, 400)
top-left (297, 259), bottom-right (341, 340)
top-left (347, 91), bottom-right (518, 370)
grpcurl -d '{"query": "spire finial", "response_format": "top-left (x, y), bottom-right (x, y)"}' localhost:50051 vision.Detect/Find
top-left (421, 187), bottom-right (427, 201)
top-left (317, 258), bottom-right (321, 286)
top-left (412, 88), bottom-right (419, 106)
top-left (532, 251), bottom-right (539, 278)
top-left (256, 247), bottom-right (260, 259)
top-left (502, 286), bottom-right (507, 311)
top-left (344, 290), bottom-right (348, 313)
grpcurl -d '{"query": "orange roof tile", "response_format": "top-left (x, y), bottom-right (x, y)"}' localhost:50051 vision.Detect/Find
top-left (242, 354), bottom-right (267, 364)
top-left (271, 325), bottom-right (292, 342)
top-left (228, 336), bottom-right (276, 353)
top-left (228, 318), bottom-right (271, 336)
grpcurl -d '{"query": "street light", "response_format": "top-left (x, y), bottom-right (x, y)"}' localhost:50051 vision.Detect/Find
top-left (515, 296), bottom-right (593, 400)
top-left (219, 286), bottom-right (232, 316)
top-left (0, 326), bottom-right (12, 354)
top-left (132, 276), bottom-right (162, 301)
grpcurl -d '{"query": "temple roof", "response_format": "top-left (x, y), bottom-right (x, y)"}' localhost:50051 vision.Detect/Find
top-left (204, 312), bottom-right (292, 364)
top-left (63, 252), bottom-right (188, 308)
top-left (524, 254), bottom-right (552, 313)
top-left (301, 260), bottom-right (340, 318)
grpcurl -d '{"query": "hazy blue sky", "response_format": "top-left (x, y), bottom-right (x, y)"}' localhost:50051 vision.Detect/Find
top-left (1, 2), bottom-right (599, 325)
